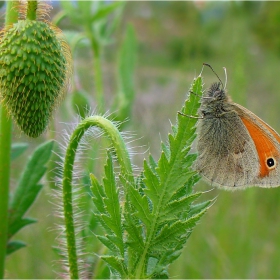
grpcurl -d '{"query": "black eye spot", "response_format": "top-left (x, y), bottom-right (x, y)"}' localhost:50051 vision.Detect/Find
top-left (267, 158), bottom-right (275, 168)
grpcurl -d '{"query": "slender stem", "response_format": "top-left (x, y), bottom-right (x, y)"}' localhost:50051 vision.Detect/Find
top-left (0, 108), bottom-right (12, 280)
top-left (62, 116), bottom-right (133, 279)
top-left (91, 38), bottom-right (105, 114)
top-left (0, 2), bottom-right (18, 278)
top-left (93, 51), bottom-right (105, 113)
top-left (26, 0), bottom-right (37, 21)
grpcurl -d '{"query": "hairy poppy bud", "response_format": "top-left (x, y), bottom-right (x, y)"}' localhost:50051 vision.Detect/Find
top-left (0, 19), bottom-right (71, 137)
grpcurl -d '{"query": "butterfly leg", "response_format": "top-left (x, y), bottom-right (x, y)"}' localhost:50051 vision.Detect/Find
top-left (177, 111), bottom-right (204, 119)
top-left (188, 90), bottom-right (201, 97)
top-left (178, 90), bottom-right (204, 118)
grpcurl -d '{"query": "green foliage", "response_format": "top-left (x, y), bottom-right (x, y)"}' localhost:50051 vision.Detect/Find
top-left (253, 2), bottom-right (280, 55)
top-left (5, 2), bottom-right (280, 278)
top-left (11, 143), bottom-right (28, 161)
top-left (60, 1), bottom-right (124, 52)
top-left (91, 153), bottom-right (124, 257)
top-left (7, 141), bottom-right (54, 255)
top-left (0, 20), bottom-right (71, 137)
top-left (90, 76), bottom-right (213, 278)
top-left (71, 90), bottom-right (91, 119)
top-left (59, 1), bottom-right (135, 121)
top-left (112, 24), bottom-right (137, 126)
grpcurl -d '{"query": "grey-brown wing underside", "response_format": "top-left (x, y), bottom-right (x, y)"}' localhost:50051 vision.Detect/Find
top-left (194, 111), bottom-right (259, 188)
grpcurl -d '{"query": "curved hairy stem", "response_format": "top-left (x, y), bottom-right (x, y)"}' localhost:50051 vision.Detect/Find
top-left (62, 115), bottom-right (134, 279)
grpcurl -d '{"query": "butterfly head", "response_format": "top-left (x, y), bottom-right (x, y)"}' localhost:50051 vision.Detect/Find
top-left (200, 82), bottom-right (231, 117)
top-left (207, 82), bottom-right (226, 98)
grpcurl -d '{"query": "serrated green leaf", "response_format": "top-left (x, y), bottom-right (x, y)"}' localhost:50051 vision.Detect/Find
top-left (102, 152), bottom-right (122, 240)
top-left (156, 248), bottom-right (183, 271)
top-left (97, 235), bottom-right (120, 254)
top-left (157, 152), bottom-right (169, 183)
top-left (91, 174), bottom-right (106, 213)
top-left (128, 186), bottom-right (152, 230)
top-left (171, 124), bottom-right (178, 136)
top-left (169, 171), bottom-right (198, 201)
top-left (150, 76), bottom-right (203, 202)
top-left (151, 221), bottom-right (188, 250)
top-left (143, 160), bottom-right (160, 206)
top-left (148, 154), bottom-right (158, 172)
top-left (91, 152), bottom-right (125, 257)
top-left (151, 210), bottom-right (206, 251)
top-left (124, 200), bottom-right (147, 273)
top-left (182, 153), bottom-right (197, 169)
top-left (161, 141), bottom-right (170, 161)
top-left (135, 172), bottom-right (146, 196)
top-left (101, 214), bottom-right (121, 233)
top-left (124, 211), bottom-right (145, 250)
top-left (185, 173), bottom-right (201, 196)
top-left (106, 234), bottom-right (124, 253)
top-left (6, 240), bottom-right (26, 255)
top-left (101, 255), bottom-right (128, 277)
top-left (160, 192), bottom-right (202, 222)
top-left (189, 198), bottom-right (215, 217)
top-left (126, 75), bottom-right (209, 277)
top-left (11, 143), bottom-right (28, 161)
top-left (90, 74), bottom-right (211, 278)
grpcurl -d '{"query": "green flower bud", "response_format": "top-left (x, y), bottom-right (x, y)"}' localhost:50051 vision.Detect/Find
top-left (0, 20), bottom-right (72, 137)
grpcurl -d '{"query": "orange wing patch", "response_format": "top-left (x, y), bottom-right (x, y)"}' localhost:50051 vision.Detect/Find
top-left (253, 116), bottom-right (280, 143)
top-left (241, 117), bottom-right (279, 178)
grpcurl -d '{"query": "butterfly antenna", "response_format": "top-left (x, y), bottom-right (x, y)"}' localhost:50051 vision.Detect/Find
top-left (203, 63), bottom-right (224, 89)
top-left (223, 67), bottom-right (227, 89)
top-left (199, 63), bottom-right (205, 77)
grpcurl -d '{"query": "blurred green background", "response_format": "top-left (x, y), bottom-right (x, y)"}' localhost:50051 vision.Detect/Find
top-left (5, 1), bottom-right (280, 278)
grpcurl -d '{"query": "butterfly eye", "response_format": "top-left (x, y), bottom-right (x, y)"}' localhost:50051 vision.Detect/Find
top-left (266, 157), bottom-right (276, 169)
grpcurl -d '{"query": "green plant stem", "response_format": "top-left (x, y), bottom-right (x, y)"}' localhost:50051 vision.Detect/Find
top-left (0, 107), bottom-right (12, 279)
top-left (26, 0), bottom-right (37, 20)
top-left (62, 115), bottom-right (133, 279)
top-left (0, 2), bottom-right (18, 278)
top-left (91, 39), bottom-right (105, 114)
top-left (94, 52), bottom-right (104, 113)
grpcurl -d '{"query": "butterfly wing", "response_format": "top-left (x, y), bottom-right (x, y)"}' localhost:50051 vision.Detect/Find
top-left (195, 108), bottom-right (260, 188)
top-left (234, 104), bottom-right (280, 187)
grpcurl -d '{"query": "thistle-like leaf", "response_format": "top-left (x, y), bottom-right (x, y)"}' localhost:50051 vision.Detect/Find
top-left (101, 255), bottom-right (128, 278)
top-left (90, 151), bottom-right (124, 257)
top-left (91, 75), bottom-right (213, 278)
top-left (123, 75), bottom-right (212, 278)
top-left (150, 211), bottom-right (207, 251)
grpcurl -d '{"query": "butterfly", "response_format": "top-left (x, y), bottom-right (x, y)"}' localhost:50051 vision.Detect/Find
top-left (193, 64), bottom-right (280, 188)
